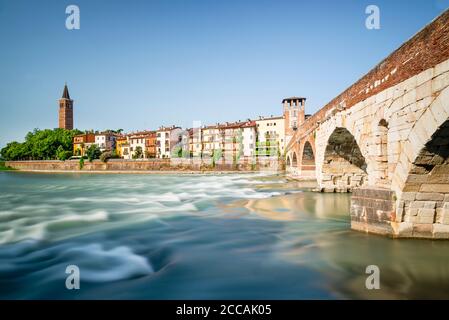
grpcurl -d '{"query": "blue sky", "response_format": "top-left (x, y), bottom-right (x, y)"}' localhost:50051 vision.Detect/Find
top-left (0, 0), bottom-right (448, 148)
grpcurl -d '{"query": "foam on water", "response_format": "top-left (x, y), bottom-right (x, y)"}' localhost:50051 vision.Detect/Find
top-left (61, 244), bottom-right (154, 282)
top-left (0, 173), bottom-right (283, 244)
top-left (0, 242), bottom-right (154, 283)
top-left (3, 172), bottom-right (449, 299)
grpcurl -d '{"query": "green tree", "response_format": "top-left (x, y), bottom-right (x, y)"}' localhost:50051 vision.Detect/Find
top-left (56, 145), bottom-right (73, 160)
top-left (171, 146), bottom-right (183, 158)
top-left (86, 144), bottom-right (101, 162)
top-left (133, 146), bottom-right (143, 159)
top-left (100, 150), bottom-right (119, 162)
top-left (213, 148), bottom-right (222, 162)
top-left (1, 128), bottom-right (81, 160)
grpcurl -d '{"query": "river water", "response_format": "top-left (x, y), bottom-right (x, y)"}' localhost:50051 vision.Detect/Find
top-left (0, 172), bottom-right (448, 299)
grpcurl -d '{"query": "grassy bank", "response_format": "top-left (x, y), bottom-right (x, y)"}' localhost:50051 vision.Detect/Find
top-left (0, 161), bottom-right (16, 171)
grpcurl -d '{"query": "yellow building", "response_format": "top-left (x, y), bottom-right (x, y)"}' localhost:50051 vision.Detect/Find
top-left (73, 133), bottom-right (95, 156)
top-left (115, 136), bottom-right (130, 158)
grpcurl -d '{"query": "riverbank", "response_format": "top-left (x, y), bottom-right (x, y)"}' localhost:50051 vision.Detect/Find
top-left (5, 169), bottom-right (260, 175)
top-left (5, 159), bottom-right (285, 173)
top-left (0, 161), bottom-right (15, 171)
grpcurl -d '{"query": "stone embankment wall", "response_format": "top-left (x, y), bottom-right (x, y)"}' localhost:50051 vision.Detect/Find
top-left (5, 158), bottom-right (284, 172)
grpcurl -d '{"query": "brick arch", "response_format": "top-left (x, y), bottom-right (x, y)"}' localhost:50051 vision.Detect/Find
top-left (291, 152), bottom-right (298, 167)
top-left (285, 139), bottom-right (301, 175)
top-left (298, 136), bottom-right (316, 178)
top-left (320, 126), bottom-right (368, 192)
top-left (301, 141), bottom-right (315, 162)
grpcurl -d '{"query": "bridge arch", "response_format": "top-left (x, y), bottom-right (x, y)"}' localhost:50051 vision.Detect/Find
top-left (384, 85), bottom-right (449, 238)
top-left (292, 152), bottom-right (298, 167)
top-left (285, 147), bottom-right (300, 175)
top-left (300, 139), bottom-right (316, 178)
top-left (392, 86), bottom-right (449, 196)
top-left (321, 127), bottom-right (368, 192)
top-left (397, 120), bottom-right (449, 234)
top-left (301, 141), bottom-right (315, 164)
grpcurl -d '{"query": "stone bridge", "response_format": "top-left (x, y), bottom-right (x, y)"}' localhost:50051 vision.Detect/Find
top-left (285, 9), bottom-right (449, 239)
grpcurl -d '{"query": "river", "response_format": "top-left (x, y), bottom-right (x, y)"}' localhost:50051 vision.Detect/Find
top-left (0, 172), bottom-right (448, 299)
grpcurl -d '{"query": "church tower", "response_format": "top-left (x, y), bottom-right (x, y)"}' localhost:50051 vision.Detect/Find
top-left (58, 84), bottom-right (74, 130)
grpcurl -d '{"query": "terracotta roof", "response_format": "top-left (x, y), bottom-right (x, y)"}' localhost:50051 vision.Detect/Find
top-left (241, 120), bottom-right (256, 128)
top-left (73, 133), bottom-right (95, 143)
top-left (128, 130), bottom-right (156, 138)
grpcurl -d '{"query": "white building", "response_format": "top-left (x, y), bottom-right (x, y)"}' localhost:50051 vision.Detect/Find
top-left (94, 132), bottom-right (117, 152)
top-left (255, 116), bottom-right (285, 157)
top-left (156, 126), bottom-right (182, 158)
top-left (202, 125), bottom-right (223, 157)
top-left (128, 132), bottom-right (147, 159)
top-left (190, 127), bottom-right (202, 157)
top-left (241, 120), bottom-right (256, 157)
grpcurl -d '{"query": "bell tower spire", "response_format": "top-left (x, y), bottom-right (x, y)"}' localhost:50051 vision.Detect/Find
top-left (58, 83), bottom-right (74, 130)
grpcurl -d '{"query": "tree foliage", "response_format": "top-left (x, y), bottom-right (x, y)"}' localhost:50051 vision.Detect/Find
top-left (86, 144), bottom-right (102, 162)
top-left (56, 145), bottom-right (73, 161)
top-left (100, 150), bottom-right (119, 163)
top-left (1, 128), bottom-right (81, 161)
top-left (133, 146), bottom-right (143, 159)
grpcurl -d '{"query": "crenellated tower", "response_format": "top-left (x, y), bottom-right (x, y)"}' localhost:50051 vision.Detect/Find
top-left (283, 96), bottom-right (306, 146)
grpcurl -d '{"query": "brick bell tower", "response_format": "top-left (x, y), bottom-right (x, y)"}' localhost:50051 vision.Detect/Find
top-left (283, 96), bottom-right (306, 146)
top-left (59, 83), bottom-right (74, 130)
